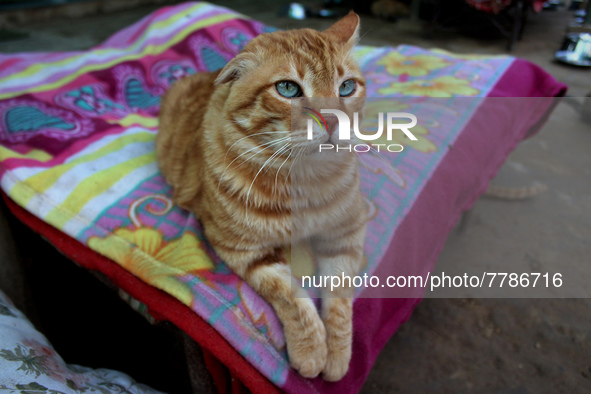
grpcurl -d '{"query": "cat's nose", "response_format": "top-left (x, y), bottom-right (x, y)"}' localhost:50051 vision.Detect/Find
top-left (323, 114), bottom-right (339, 135)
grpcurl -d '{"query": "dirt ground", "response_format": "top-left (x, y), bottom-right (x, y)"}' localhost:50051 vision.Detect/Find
top-left (365, 298), bottom-right (591, 392)
top-left (0, 1), bottom-right (590, 393)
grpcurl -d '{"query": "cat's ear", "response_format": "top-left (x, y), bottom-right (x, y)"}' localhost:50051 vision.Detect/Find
top-left (215, 52), bottom-right (257, 85)
top-left (323, 11), bottom-right (360, 46)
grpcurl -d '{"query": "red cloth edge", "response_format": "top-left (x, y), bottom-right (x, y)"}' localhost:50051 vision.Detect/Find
top-left (202, 347), bottom-right (229, 394)
top-left (1, 192), bottom-right (278, 394)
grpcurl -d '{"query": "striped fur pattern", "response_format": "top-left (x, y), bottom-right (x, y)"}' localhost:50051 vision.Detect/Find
top-left (485, 183), bottom-right (548, 199)
top-left (156, 12), bottom-right (367, 381)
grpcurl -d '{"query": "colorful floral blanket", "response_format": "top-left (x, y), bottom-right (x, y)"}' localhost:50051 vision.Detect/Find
top-left (0, 2), bottom-right (566, 393)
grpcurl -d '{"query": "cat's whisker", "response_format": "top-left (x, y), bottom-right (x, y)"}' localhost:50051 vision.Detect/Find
top-left (223, 131), bottom-right (288, 164)
top-left (354, 151), bottom-right (371, 181)
top-left (286, 149), bottom-right (298, 181)
top-left (269, 144), bottom-right (292, 196)
top-left (349, 135), bottom-right (395, 168)
top-left (355, 28), bottom-right (372, 46)
top-left (267, 142), bottom-right (291, 174)
top-left (367, 145), bottom-right (394, 168)
top-left (262, 144), bottom-right (290, 198)
top-left (286, 146), bottom-right (305, 181)
top-left (245, 142), bottom-right (290, 216)
top-left (225, 136), bottom-right (289, 167)
top-left (275, 150), bottom-right (292, 193)
top-left (218, 142), bottom-right (275, 191)
top-left (223, 131), bottom-right (290, 163)
top-left (264, 143), bottom-right (290, 175)
top-left (234, 137), bottom-right (290, 170)
top-left (260, 143), bottom-right (288, 177)
top-left (218, 137), bottom-right (290, 191)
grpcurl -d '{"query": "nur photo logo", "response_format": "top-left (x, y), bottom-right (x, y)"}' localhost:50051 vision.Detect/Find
top-left (304, 107), bottom-right (419, 153)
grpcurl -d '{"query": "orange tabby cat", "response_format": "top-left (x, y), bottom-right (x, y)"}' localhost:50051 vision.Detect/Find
top-left (156, 12), bottom-right (367, 381)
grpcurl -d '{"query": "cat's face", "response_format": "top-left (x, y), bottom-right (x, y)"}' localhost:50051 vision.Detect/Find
top-left (216, 12), bottom-right (366, 158)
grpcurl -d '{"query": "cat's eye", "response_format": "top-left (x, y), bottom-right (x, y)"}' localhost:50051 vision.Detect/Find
top-left (276, 81), bottom-right (302, 98)
top-left (339, 79), bottom-right (356, 97)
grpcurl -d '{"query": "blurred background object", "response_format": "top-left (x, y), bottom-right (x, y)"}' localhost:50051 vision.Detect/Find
top-left (555, 0), bottom-right (591, 65)
top-left (555, 32), bottom-right (591, 66)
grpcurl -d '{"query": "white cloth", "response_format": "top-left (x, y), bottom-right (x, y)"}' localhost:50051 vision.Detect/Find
top-left (0, 290), bottom-right (164, 393)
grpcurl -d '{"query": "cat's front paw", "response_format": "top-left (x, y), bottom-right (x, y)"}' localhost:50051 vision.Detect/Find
top-left (322, 343), bottom-right (351, 381)
top-left (321, 297), bottom-right (354, 381)
top-left (285, 316), bottom-right (327, 378)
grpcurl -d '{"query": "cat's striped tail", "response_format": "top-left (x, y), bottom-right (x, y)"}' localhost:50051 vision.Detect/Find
top-left (484, 182), bottom-right (548, 200)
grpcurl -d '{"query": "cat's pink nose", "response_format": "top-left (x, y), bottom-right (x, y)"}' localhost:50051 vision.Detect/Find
top-left (323, 114), bottom-right (339, 135)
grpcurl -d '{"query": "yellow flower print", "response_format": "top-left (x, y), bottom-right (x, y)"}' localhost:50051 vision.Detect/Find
top-left (88, 228), bottom-right (214, 305)
top-left (378, 76), bottom-right (480, 97)
top-left (377, 52), bottom-right (450, 77)
top-left (360, 101), bottom-right (437, 153)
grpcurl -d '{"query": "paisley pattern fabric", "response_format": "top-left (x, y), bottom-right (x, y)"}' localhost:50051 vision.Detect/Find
top-left (0, 100), bottom-right (93, 143)
top-left (0, 1), bottom-right (522, 390)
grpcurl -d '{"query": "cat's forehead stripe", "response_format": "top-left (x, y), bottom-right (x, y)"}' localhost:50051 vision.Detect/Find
top-left (259, 31), bottom-right (341, 71)
top-left (291, 62), bottom-right (305, 81)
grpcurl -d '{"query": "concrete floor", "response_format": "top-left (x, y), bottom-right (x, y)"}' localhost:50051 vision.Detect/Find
top-left (0, 1), bottom-right (590, 392)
